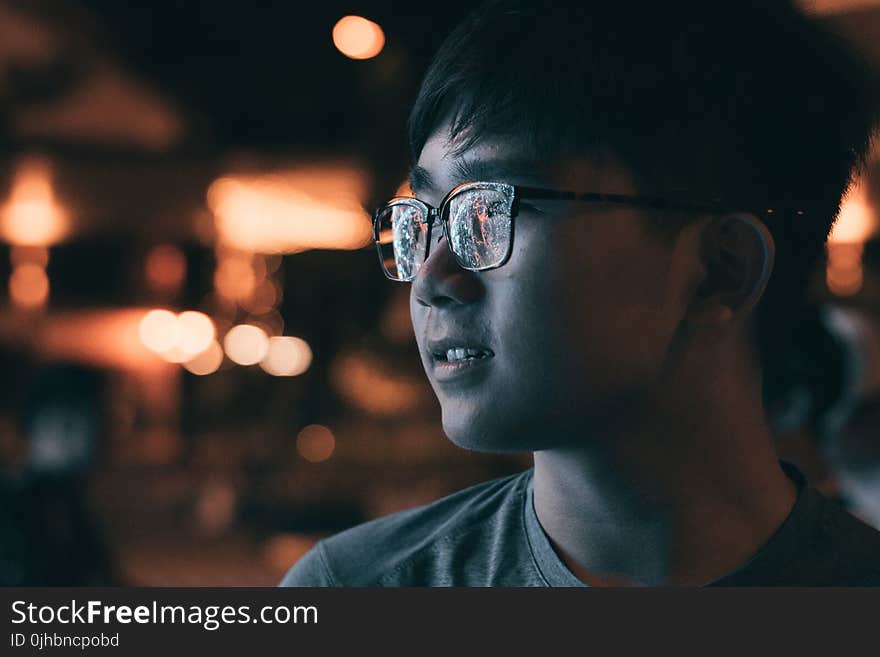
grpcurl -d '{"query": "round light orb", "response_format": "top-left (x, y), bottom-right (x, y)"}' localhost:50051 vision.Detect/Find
top-left (9, 263), bottom-right (49, 308)
top-left (260, 336), bottom-right (313, 376)
top-left (139, 309), bottom-right (180, 353)
top-left (296, 424), bottom-right (335, 463)
top-left (223, 324), bottom-right (269, 365)
top-left (332, 15), bottom-right (385, 60)
top-left (183, 340), bottom-right (224, 375)
top-left (177, 310), bottom-right (216, 356)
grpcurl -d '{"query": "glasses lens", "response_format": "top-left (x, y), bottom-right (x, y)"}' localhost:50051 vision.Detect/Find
top-left (375, 201), bottom-right (430, 281)
top-left (446, 184), bottom-right (514, 270)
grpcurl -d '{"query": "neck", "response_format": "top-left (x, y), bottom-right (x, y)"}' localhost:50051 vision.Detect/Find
top-left (532, 357), bottom-right (797, 586)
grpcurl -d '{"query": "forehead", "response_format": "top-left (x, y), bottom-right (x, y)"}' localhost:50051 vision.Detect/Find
top-left (412, 131), bottom-right (545, 194)
top-left (411, 127), bottom-right (638, 197)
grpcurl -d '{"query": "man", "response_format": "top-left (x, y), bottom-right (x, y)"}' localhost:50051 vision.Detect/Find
top-left (282, 0), bottom-right (880, 586)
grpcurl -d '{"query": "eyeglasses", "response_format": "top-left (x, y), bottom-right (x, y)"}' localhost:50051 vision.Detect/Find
top-left (371, 181), bottom-right (800, 282)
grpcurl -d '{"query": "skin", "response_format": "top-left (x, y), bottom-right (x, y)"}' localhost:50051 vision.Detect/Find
top-left (408, 124), bottom-right (797, 586)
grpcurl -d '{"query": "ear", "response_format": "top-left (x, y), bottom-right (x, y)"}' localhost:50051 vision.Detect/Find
top-left (688, 213), bottom-right (775, 328)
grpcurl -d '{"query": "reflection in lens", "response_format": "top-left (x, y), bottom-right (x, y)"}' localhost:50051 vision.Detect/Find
top-left (377, 201), bottom-right (428, 280)
top-left (392, 204), bottom-right (427, 280)
top-left (447, 186), bottom-right (512, 270)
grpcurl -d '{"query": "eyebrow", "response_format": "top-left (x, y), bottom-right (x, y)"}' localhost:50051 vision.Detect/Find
top-left (407, 158), bottom-right (547, 196)
top-left (407, 165), bottom-right (435, 195)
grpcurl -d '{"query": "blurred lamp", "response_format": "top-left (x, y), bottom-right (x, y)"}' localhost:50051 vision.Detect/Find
top-left (332, 16), bottom-right (385, 60)
top-left (260, 336), bottom-right (312, 376)
top-left (223, 324), bottom-right (269, 365)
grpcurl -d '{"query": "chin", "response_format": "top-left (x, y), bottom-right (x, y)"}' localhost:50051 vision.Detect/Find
top-left (440, 407), bottom-right (551, 454)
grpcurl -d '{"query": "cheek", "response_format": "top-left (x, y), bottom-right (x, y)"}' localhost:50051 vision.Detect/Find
top-left (541, 216), bottom-right (678, 388)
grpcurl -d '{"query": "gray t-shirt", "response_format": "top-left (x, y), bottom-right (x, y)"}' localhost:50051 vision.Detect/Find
top-left (280, 463), bottom-right (880, 586)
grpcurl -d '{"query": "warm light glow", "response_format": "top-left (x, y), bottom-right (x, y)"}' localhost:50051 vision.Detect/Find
top-left (10, 245), bottom-right (49, 268)
top-left (223, 324), bottom-right (269, 365)
top-left (156, 347), bottom-right (189, 364)
top-left (145, 244), bottom-right (186, 293)
top-left (176, 311), bottom-right (216, 356)
top-left (246, 310), bottom-right (285, 337)
top-left (259, 336), bottom-right (312, 376)
top-left (826, 179), bottom-right (875, 297)
top-left (330, 351), bottom-right (422, 415)
top-left (241, 278), bottom-right (280, 315)
top-left (827, 242), bottom-right (864, 297)
top-left (138, 309), bottom-right (181, 353)
top-left (296, 424), bottom-right (335, 463)
top-left (9, 262), bottom-right (49, 308)
top-left (183, 340), bottom-right (224, 375)
top-left (332, 16), bottom-right (385, 60)
top-left (138, 308), bottom-right (217, 359)
top-left (207, 166), bottom-right (372, 254)
top-left (0, 157), bottom-right (69, 246)
top-left (35, 308), bottom-right (177, 372)
top-left (829, 180), bottom-right (876, 244)
top-left (213, 251), bottom-right (256, 301)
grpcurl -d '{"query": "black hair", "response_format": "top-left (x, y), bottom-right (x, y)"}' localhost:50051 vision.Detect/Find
top-left (408, 0), bottom-right (879, 397)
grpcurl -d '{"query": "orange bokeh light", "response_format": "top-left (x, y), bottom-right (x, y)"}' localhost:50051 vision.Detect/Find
top-left (332, 16), bottom-right (385, 60)
top-left (10, 245), bottom-right (49, 268)
top-left (138, 309), bottom-right (217, 359)
top-left (296, 424), bottom-right (335, 463)
top-left (207, 166), bottom-right (372, 254)
top-left (183, 340), bottom-right (224, 376)
top-left (259, 336), bottom-right (312, 376)
top-left (176, 310), bottom-right (216, 356)
top-left (138, 309), bottom-right (180, 353)
top-left (829, 179), bottom-right (876, 245)
top-left (827, 242), bottom-right (864, 297)
top-left (145, 244), bottom-right (187, 293)
top-left (223, 324), bottom-right (269, 365)
top-left (330, 351), bottom-right (421, 415)
top-left (9, 262), bottom-right (49, 308)
top-left (0, 157), bottom-right (69, 246)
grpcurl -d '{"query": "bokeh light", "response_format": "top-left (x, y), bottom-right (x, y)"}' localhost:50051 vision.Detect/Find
top-left (829, 179), bottom-right (875, 244)
top-left (9, 262), bottom-right (50, 308)
top-left (332, 16), bottom-right (385, 60)
top-left (145, 244), bottom-right (187, 294)
top-left (827, 242), bottom-right (864, 297)
top-left (259, 336), bottom-right (312, 376)
top-left (183, 340), bottom-right (224, 375)
top-left (296, 424), bottom-right (335, 463)
top-left (241, 278), bottom-right (279, 315)
top-left (139, 309), bottom-right (181, 353)
top-left (0, 157), bottom-right (69, 246)
top-left (176, 311), bottom-right (216, 356)
top-left (826, 178), bottom-right (875, 297)
top-left (207, 167), bottom-right (372, 254)
top-left (214, 251), bottom-right (256, 302)
top-left (10, 245), bottom-right (49, 268)
top-left (223, 324), bottom-right (269, 365)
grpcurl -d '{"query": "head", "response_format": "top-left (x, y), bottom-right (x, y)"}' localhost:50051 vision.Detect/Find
top-left (399, 0), bottom-right (878, 452)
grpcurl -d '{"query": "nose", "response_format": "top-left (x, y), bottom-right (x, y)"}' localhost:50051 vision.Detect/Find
top-left (412, 234), bottom-right (485, 309)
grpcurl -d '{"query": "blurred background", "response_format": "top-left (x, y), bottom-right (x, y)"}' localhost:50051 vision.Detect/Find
top-left (0, 0), bottom-right (879, 586)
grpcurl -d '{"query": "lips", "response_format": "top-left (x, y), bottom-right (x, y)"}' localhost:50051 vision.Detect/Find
top-left (425, 337), bottom-right (495, 383)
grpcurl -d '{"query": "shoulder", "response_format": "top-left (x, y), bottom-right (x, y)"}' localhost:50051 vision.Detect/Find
top-left (818, 497), bottom-right (880, 585)
top-left (279, 469), bottom-right (532, 587)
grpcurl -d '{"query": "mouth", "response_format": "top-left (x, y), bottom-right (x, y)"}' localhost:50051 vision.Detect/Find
top-left (434, 347), bottom-right (495, 363)
top-left (427, 340), bottom-right (495, 383)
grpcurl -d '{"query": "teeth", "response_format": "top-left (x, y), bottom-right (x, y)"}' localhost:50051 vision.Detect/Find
top-left (444, 347), bottom-right (488, 362)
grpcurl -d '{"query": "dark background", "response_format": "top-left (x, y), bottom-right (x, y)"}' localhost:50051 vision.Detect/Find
top-left (0, 0), bottom-right (878, 585)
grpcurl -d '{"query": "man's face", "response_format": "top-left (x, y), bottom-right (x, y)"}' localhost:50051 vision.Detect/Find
top-left (409, 129), bottom-right (696, 452)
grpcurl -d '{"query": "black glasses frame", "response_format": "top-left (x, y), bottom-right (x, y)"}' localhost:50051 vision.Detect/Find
top-left (372, 180), bottom-right (803, 282)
